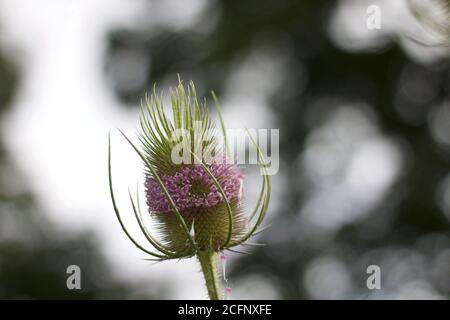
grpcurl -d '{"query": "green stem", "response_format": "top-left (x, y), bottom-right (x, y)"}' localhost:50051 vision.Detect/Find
top-left (197, 251), bottom-right (222, 300)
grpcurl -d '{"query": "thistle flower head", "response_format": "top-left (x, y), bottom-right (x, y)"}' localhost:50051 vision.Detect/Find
top-left (108, 78), bottom-right (270, 262)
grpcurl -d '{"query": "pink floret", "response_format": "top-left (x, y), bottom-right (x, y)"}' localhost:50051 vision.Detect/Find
top-left (145, 163), bottom-right (243, 213)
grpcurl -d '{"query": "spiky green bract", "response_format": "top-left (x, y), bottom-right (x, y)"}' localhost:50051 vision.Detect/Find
top-left (108, 78), bottom-right (272, 300)
top-left (139, 81), bottom-right (217, 176)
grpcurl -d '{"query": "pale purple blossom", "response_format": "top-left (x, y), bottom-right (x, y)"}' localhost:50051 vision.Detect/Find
top-left (145, 163), bottom-right (243, 213)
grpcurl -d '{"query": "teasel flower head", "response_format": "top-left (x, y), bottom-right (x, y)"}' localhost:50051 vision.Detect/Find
top-left (407, 0), bottom-right (450, 47)
top-left (108, 78), bottom-right (271, 299)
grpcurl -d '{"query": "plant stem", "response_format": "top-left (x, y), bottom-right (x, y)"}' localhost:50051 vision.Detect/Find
top-left (197, 251), bottom-right (222, 300)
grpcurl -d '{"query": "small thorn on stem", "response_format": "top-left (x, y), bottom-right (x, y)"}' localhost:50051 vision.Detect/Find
top-left (225, 286), bottom-right (232, 299)
top-left (220, 252), bottom-right (228, 281)
top-left (220, 252), bottom-right (231, 298)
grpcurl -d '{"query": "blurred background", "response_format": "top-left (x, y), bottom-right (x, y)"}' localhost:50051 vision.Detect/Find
top-left (0, 0), bottom-right (449, 299)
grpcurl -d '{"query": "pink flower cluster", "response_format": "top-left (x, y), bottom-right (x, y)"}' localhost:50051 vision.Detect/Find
top-left (145, 163), bottom-right (243, 213)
